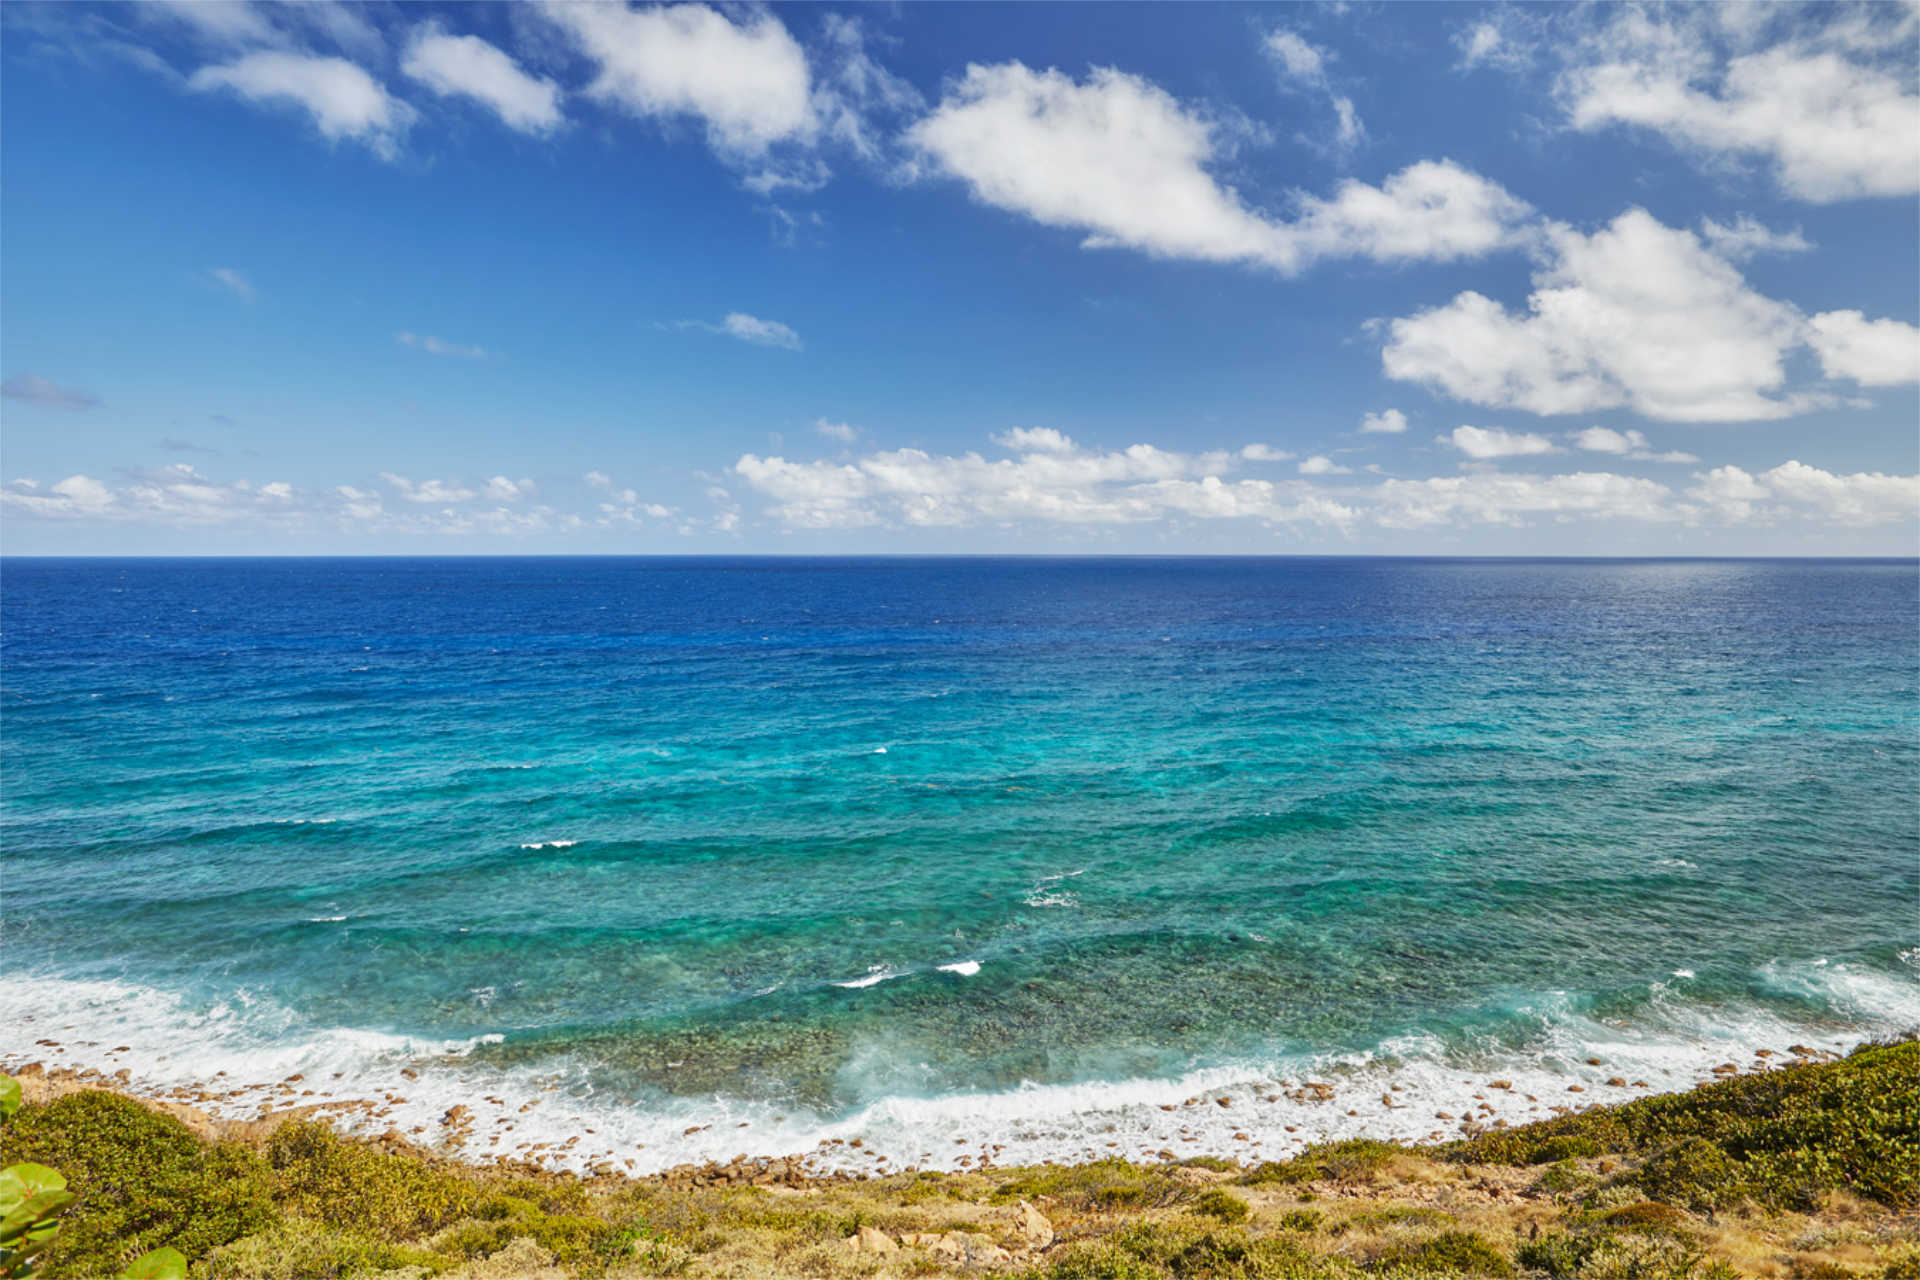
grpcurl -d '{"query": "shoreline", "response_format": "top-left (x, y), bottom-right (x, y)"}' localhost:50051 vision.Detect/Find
top-left (0, 1022), bottom-right (1866, 1184)
top-left (3, 1039), bottom-right (1914, 1279)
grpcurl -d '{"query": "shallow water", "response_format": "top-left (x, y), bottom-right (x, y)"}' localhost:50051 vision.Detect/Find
top-left (4, 557), bottom-right (1915, 1171)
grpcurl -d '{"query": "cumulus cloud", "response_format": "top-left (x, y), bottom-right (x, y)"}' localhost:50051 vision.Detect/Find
top-left (483, 476), bottom-right (533, 501)
top-left (1688, 460), bottom-right (1920, 525)
top-left (1443, 425), bottom-right (1559, 459)
top-left (1698, 215), bottom-right (1812, 261)
top-left (730, 431), bottom-right (1351, 530)
top-left (993, 426), bottom-right (1076, 454)
top-left (1382, 208), bottom-right (1818, 422)
top-left (402, 22), bottom-right (563, 135)
top-left (189, 51), bottom-right (414, 159)
top-left (209, 267), bottom-right (253, 300)
top-left (1240, 443), bottom-right (1295, 461)
top-left (1553, 5), bottom-right (1920, 202)
top-left (397, 332), bottom-right (487, 359)
top-left (1, 374), bottom-right (101, 410)
top-left (682, 313), bottom-right (802, 350)
top-left (906, 62), bottom-right (1531, 274)
top-left (380, 472), bottom-right (477, 504)
top-left (1568, 426), bottom-right (1699, 462)
top-left (814, 418), bottom-right (859, 443)
top-left (1358, 408), bottom-right (1408, 434)
top-left (1373, 470), bottom-right (1677, 528)
top-left (545, 2), bottom-right (813, 157)
top-left (1806, 310), bottom-right (1920, 386)
top-left (1298, 454), bottom-right (1352, 475)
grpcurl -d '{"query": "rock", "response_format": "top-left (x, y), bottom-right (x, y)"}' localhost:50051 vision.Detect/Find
top-left (1489, 1080), bottom-right (1512, 1090)
top-left (443, 1105), bottom-right (471, 1127)
top-left (850, 1226), bottom-right (897, 1254)
top-left (1607, 1077), bottom-right (1628, 1087)
top-left (1017, 1200), bottom-right (1054, 1248)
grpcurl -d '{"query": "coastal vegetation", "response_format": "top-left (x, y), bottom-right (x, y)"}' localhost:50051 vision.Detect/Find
top-left (0, 1039), bottom-right (1913, 1279)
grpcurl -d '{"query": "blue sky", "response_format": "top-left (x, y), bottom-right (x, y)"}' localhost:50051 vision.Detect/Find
top-left (2, 0), bottom-right (1916, 555)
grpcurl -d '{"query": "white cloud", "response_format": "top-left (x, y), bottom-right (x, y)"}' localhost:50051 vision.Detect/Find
top-left (1556, 6), bottom-right (1920, 202)
top-left (584, 470), bottom-right (613, 489)
top-left (1686, 464), bottom-right (1770, 522)
top-left (1298, 454), bottom-right (1352, 475)
top-left (397, 332), bottom-right (488, 359)
top-left (1383, 209), bottom-right (1814, 422)
top-left (1760, 459), bottom-right (1920, 525)
top-left (209, 267), bottom-right (253, 300)
top-left (1373, 470), bottom-right (1677, 528)
top-left (814, 418), bottom-right (859, 443)
top-left (1568, 426), bottom-right (1699, 463)
top-left (1806, 310), bottom-right (1920, 386)
top-left (1358, 408), bottom-right (1407, 434)
top-left (189, 52), bottom-right (414, 159)
top-left (402, 22), bottom-right (563, 135)
top-left (545, 3), bottom-right (813, 156)
top-left (1, 374), bottom-right (100, 410)
top-left (684, 313), bottom-right (802, 350)
top-left (906, 62), bottom-right (1529, 274)
top-left (483, 476), bottom-right (533, 501)
top-left (993, 426), bottom-right (1076, 454)
top-left (1240, 443), bottom-right (1295, 461)
top-left (1685, 460), bottom-right (1920, 526)
top-left (380, 473), bottom-right (477, 504)
top-left (1263, 29), bottom-right (1364, 148)
top-left (1443, 425), bottom-right (1559, 459)
top-left (1698, 215), bottom-right (1812, 260)
top-left (733, 432), bottom-right (1323, 530)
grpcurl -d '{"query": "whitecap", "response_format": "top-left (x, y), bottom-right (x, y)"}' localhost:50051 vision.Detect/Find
top-left (1025, 892), bottom-right (1078, 908)
top-left (937, 961), bottom-right (981, 977)
top-left (306, 915), bottom-right (348, 923)
top-left (834, 966), bottom-right (903, 989)
top-left (872, 747), bottom-right (888, 755)
top-left (519, 840), bottom-right (577, 850)
top-left (1671, 969), bottom-right (1695, 979)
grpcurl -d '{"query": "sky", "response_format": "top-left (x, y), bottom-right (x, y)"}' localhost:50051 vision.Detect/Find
top-left (2, 0), bottom-right (1917, 556)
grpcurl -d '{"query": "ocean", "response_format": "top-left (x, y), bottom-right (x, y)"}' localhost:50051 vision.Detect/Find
top-left (3, 557), bottom-right (1915, 1174)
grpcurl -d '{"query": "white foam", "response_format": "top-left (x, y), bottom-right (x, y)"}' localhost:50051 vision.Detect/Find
top-left (938, 961), bottom-right (981, 977)
top-left (872, 747), bottom-right (888, 755)
top-left (306, 916), bottom-right (349, 923)
top-left (834, 966), bottom-right (904, 989)
top-left (1671, 969), bottom-right (1695, 979)
top-left (519, 840), bottom-right (577, 850)
top-left (5, 958), bottom-right (1912, 1180)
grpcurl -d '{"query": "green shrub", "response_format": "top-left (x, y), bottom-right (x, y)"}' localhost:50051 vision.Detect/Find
top-left (1518, 1230), bottom-right (1736, 1280)
top-left (1368, 1230), bottom-right (1513, 1277)
top-left (0, 1092), bottom-right (274, 1275)
top-left (993, 1159), bottom-right (1193, 1213)
top-left (195, 1219), bottom-right (448, 1279)
top-left (266, 1122), bottom-right (478, 1240)
top-left (1241, 1140), bottom-right (1403, 1187)
top-left (1452, 1042), bottom-right (1920, 1211)
top-left (1192, 1189), bottom-right (1250, 1224)
top-left (1628, 1138), bottom-right (1744, 1213)
top-left (1275, 1209), bottom-right (1323, 1232)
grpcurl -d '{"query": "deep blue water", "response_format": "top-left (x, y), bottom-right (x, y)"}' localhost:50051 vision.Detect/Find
top-left (3, 557), bottom-right (1916, 1171)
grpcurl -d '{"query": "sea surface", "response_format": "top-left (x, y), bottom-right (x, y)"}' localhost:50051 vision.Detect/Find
top-left (3, 557), bottom-right (1916, 1173)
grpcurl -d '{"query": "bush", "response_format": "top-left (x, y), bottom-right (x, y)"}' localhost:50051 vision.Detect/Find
top-left (1452, 1042), bottom-right (1920, 1211)
top-left (0, 1091), bottom-right (275, 1275)
top-left (993, 1159), bottom-right (1194, 1213)
top-left (1192, 1189), bottom-right (1250, 1224)
top-left (266, 1122), bottom-right (479, 1240)
top-left (1241, 1140), bottom-right (1403, 1187)
top-left (195, 1219), bottom-right (448, 1280)
top-left (1368, 1230), bottom-right (1513, 1277)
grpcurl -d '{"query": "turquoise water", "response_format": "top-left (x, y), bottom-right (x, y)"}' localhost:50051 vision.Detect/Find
top-left (3, 557), bottom-right (1916, 1171)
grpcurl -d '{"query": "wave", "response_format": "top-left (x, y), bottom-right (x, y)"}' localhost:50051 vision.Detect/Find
top-left (3, 960), bottom-right (1913, 1179)
top-left (833, 965), bottom-right (904, 990)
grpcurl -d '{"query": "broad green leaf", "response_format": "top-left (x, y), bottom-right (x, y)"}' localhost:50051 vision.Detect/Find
top-left (0, 1076), bottom-right (20, 1122)
top-left (119, 1246), bottom-right (188, 1280)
